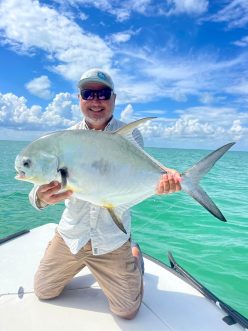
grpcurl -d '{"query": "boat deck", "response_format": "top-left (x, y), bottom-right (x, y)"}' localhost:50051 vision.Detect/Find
top-left (0, 223), bottom-right (246, 331)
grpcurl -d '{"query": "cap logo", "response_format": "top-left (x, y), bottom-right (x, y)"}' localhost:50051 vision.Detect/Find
top-left (97, 71), bottom-right (107, 81)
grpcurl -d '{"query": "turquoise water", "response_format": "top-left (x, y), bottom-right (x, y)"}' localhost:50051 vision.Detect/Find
top-left (0, 140), bottom-right (247, 318)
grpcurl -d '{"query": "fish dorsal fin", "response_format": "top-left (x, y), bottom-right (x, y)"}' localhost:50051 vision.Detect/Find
top-left (115, 117), bottom-right (167, 174)
top-left (114, 117), bottom-right (156, 141)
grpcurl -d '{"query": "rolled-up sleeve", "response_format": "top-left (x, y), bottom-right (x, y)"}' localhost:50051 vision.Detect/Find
top-left (29, 185), bottom-right (48, 210)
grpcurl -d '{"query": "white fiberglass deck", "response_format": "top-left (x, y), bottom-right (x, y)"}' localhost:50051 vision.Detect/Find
top-left (0, 223), bottom-right (245, 331)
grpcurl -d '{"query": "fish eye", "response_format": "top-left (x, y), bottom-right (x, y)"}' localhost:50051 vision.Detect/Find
top-left (23, 158), bottom-right (32, 168)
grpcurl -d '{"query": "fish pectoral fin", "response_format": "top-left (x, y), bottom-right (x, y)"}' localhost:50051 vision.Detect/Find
top-left (106, 207), bottom-right (127, 234)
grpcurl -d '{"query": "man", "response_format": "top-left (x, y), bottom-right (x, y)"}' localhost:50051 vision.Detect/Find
top-left (29, 68), bottom-right (181, 319)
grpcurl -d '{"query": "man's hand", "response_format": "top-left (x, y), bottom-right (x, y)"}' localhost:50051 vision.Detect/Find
top-left (156, 169), bottom-right (182, 195)
top-left (36, 181), bottom-right (73, 206)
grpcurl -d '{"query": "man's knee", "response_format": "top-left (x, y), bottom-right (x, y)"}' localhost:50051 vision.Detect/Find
top-left (34, 285), bottom-right (62, 300)
top-left (109, 273), bottom-right (143, 320)
top-left (34, 276), bottom-right (62, 300)
top-left (111, 291), bottom-right (142, 320)
top-left (112, 303), bottom-right (141, 320)
top-left (115, 307), bottom-right (140, 320)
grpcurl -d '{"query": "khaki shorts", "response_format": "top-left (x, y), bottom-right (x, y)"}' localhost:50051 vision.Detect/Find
top-left (34, 231), bottom-right (143, 317)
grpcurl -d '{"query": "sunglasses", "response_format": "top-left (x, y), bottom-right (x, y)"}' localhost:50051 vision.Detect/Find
top-left (80, 88), bottom-right (113, 100)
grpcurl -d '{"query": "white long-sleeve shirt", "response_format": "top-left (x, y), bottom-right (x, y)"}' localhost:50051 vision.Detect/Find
top-left (29, 117), bottom-right (144, 255)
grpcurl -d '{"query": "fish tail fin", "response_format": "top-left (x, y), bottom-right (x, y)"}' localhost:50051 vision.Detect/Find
top-left (180, 142), bottom-right (235, 222)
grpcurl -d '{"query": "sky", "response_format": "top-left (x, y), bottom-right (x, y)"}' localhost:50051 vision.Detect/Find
top-left (0, 0), bottom-right (248, 150)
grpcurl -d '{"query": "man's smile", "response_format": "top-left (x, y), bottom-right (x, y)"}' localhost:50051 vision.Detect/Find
top-left (89, 107), bottom-right (104, 112)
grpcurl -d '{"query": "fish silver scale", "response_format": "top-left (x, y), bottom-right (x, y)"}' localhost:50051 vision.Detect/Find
top-left (15, 118), bottom-right (235, 224)
top-left (17, 129), bottom-right (163, 208)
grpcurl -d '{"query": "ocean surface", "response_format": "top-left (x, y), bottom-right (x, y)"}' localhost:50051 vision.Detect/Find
top-left (0, 140), bottom-right (247, 318)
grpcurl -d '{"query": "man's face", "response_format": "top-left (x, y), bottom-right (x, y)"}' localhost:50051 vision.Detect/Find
top-left (79, 82), bottom-right (116, 130)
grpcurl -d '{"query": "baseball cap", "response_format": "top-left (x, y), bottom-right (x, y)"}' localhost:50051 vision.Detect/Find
top-left (78, 68), bottom-right (114, 91)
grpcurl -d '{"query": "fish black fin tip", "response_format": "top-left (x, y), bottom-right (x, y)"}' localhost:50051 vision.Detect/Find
top-left (210, 209), bottom-right (227, 222)
top-left (182, 181), bottom-right (228, 224)
top-left (220, 215), bottom-right (227, 222)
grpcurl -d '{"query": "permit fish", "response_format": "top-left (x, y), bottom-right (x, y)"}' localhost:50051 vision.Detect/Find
top-left (15, 118), bottom-right (235, 234)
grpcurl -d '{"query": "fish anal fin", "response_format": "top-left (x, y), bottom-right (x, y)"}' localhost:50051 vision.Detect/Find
top-left (105, 206), bottom-right (127, 234)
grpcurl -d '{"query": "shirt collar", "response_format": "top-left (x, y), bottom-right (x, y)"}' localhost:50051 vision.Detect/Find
top-left (82, 116), bottom-right (116, 132)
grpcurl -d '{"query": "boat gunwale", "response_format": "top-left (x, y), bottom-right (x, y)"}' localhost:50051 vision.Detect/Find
top-left (144, 252), bottom-right (248, 330)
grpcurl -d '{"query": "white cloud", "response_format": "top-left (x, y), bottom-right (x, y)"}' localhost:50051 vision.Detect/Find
top-left (0, 92), bottom-right (80, 130)
top-left (107, 30), bottom-right (140, 44)
top-left (0, 93), bottom-right (42, 128)
top-left (176, 106), bottom-right (248, 127)
top-left (120, 104), bottom-right (136, 122)
top-left (25, 75), bottom-right (52, 99)
top-left (139, 115), bottom-right (221, 140)
top-left (78, 12), bottom-right (88, 21)
top-left (233, 36), bottom-right (248, 47)
top-left (114, 57), bottom-right (239, 104)
top-left (1, 90), bottom-right (248, 149)
top-left (43, 93), bottom-right (81, 125)
top-left (0, 0), bottom-right (248, 151)
top-left (166, 0), bottom-right (208, 16)
top-left (0, 0), bottom-right (247, 108)
top-left (226, 80), bottom-right (248, 95)
top-left (230, 119), bottom-right (244, 141)
top-left (113, 50), bottom-right (247, 104)
top-left (0, 0), bottom-right (113, 82)
top-left (60, 0), bottom-right (153, 22)
top-left (199, 92), bottom-right (214, 104)
top-left (120, 104), bottom-right (248, 149)
top-left (207, 0), bottom-right (248, 28)
top-left (51, 0), bottom-right (208, 21)
top-left (120, 105), bottom-right (167, 124)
